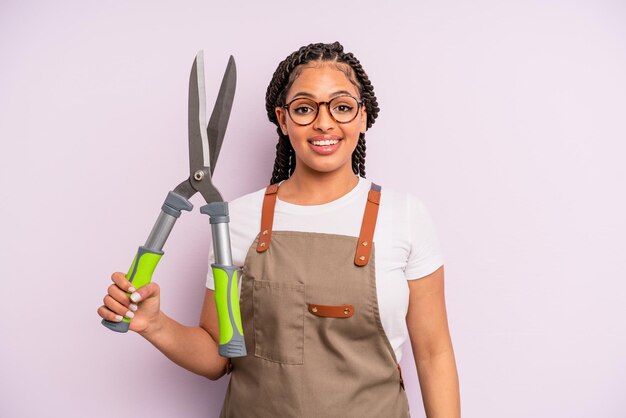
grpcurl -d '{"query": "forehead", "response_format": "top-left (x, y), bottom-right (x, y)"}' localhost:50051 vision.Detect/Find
top-left (286, 63), bottom-right (360, 100)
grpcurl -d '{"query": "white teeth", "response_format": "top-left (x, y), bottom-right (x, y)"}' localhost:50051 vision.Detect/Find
top-left (311, 139), bottom-right (339, 146)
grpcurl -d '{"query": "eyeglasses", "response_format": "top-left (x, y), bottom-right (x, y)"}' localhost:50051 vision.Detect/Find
top-left (282, 95), bottom-right (364, 126)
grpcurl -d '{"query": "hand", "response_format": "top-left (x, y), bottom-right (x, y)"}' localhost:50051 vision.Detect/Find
top-left (97, 272), bottom-right (162, 334)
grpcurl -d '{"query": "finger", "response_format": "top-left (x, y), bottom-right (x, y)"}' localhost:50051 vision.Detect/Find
top-left (97, 305), bottom-right (124, 322)
top-left (129, 282), bottom-right (160, 304)
top-left (111, 271), bottom-right (137, 293)
top-left (107, 283), bottom-right (135, 308)
top-left (103, 295), bottom-right (135, 319)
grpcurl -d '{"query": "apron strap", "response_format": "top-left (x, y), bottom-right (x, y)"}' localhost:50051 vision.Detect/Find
top-left (354, 183), bottom-right (381, 266)
top-left (256, 181), bottom-right (382, 264)
top-left (256, 184), bottom-right (279, 253)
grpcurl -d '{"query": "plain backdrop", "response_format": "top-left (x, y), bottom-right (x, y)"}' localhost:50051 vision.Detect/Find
top-left (1, 1), bottom-right (625, 417)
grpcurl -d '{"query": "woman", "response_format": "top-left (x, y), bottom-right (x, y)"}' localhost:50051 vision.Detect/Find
top-left (98, 42), bottom-right (460, 417)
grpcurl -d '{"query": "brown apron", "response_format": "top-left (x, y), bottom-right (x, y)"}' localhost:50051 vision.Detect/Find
top-left (220, 182), bottom-right (410, 418)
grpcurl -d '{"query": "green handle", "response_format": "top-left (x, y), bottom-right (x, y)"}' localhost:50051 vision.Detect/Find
top-left (102, 246), bottom-right (163, 333)
top-left (213, 264), bottom-right (246, 357)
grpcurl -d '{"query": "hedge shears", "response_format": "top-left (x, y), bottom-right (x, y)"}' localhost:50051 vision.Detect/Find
top-left (101, 51), bottom-right (246, 358)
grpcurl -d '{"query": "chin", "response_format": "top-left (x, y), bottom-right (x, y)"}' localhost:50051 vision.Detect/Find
top-left (303, 159), bottom-right (352, 175)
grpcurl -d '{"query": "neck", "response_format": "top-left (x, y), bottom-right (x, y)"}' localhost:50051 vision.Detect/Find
top-left (278, 164), bottom-right (360, 205)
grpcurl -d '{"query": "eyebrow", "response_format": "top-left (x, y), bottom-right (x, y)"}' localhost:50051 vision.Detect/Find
top-left (288, 90), bottom-right (355, 101)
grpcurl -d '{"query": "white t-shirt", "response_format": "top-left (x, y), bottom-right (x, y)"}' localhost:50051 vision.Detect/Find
top-left (206, 175), bottom-right (444, 362)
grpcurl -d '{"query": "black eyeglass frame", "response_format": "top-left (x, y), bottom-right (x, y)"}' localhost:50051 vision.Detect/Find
top-left (282, 95), bottom-right (364, 126)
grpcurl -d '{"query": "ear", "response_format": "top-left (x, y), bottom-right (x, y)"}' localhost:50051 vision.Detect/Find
top-left (275, 107), bottom-right (289, 136)
top-left (359, 106), bottom-right (368, 134)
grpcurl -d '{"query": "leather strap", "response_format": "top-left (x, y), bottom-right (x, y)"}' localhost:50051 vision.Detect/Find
top-left (256, 181), bottom-right (381, 265)
top-left (256, 184), bottom-right (279, 253)
top-left (354, 183), bottom-right (381, 266)
top-left (308, 304), bottom-right (355, 318)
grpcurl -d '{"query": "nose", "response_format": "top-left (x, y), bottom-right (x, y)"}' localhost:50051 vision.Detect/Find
top-left (313, 102), bottom-right (335, 131)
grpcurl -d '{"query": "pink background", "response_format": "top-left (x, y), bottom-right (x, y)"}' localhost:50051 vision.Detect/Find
top-left (1, 1), bottom-right (625, 417)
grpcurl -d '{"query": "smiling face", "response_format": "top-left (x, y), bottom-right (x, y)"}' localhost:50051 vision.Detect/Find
top-left (275, 62), bottom-right (367, 178)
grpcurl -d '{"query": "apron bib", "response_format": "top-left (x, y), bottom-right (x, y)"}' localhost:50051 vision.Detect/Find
top-left (220, 183), bottom-right (410, 418)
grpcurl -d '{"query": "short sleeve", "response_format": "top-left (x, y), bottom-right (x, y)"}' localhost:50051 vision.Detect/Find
top-left (404, 195), bottom-right (444, 280)
top-left (206, 241), bottom-right (216, 290)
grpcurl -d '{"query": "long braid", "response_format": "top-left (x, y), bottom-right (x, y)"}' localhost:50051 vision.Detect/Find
top-left (270, 129), bottom-right (296, 184)
top-left (351, 134), bottom-right (367, 177)
top-left (265, 42), bottom-right (379, 184)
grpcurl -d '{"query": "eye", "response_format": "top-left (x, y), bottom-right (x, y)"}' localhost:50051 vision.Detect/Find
top-left (330, 96), bottom-right (358, 115)
top-left (293, 105), bottom-right (315, 115)
top-left (333, 104), bottom-right (354, 113)
top-left (289, 98), bottom-right (317, 116)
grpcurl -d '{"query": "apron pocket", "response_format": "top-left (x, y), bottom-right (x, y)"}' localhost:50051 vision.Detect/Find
top-left (252, 279), bottom-right (305, 365)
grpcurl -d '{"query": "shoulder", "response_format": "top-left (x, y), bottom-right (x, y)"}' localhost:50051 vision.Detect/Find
top-left (378, 183), bottom-right (428, 216)
top-left (229, 185), bottom-right (268, 212)
top-left (377, 183), bottom-right (438, 239)
top-left (225, 185), bottom-right (270, 231)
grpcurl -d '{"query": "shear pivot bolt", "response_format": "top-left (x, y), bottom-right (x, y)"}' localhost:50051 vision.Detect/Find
top-left (312, 307), bottom-right (318, 313)
top-left (194, 170), bottom-right (205, 181)
top-left (359, 256), bottom-right (365, 261)
top-left (362, 241), bottom-right (368, 246)
top-left (260, 242), bottom-right (266, 247)
top-left (344, 308), bottom-right (350, 315)
top-left (262, 230), bottom-right (268, 235)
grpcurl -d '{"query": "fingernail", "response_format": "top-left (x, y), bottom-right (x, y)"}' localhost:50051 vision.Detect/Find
top-left (114, 315), bottom-right (123, 322)
top-left (125, 310), bottom-right (135, 319)
top-left (128, 286), bottom-right (136, 293)
top-left (130, 292), bottom-right (142, 302)
top-left (129, 303), bottom-right (138, 312)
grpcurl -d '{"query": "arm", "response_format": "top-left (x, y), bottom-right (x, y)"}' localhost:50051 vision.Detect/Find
top-left (99, 273), bottom-right (228, 380)
top-left (141, 288), bottom-right (229, 381)
top-left (406, 265), bottom-right (461, 417)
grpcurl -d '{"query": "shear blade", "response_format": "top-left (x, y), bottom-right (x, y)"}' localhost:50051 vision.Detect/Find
top-left (207, 55), bottom-right (237, 176)
top-left (188, 51), bottom-right (210, 175)
top-left (186, 51), bottom-right (236, 203)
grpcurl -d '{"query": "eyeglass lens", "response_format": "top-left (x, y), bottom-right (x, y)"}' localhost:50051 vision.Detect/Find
top-left (288, 96), bottom-right (359, 125)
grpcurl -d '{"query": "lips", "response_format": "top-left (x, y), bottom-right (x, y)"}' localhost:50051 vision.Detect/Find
top-left (308, 134), bottom-right (342, 145)
top-left (307, 135), bottom-right (343, 155)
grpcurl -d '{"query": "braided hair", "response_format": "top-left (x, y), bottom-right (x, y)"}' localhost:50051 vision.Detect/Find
top-left (265, 42), bottom-right (380, 184)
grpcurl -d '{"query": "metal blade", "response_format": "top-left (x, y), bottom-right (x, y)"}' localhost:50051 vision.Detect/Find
top-left (188, 50), bottom-right (210, 177)
top-left (207, 55), bottom-right (237, 176)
